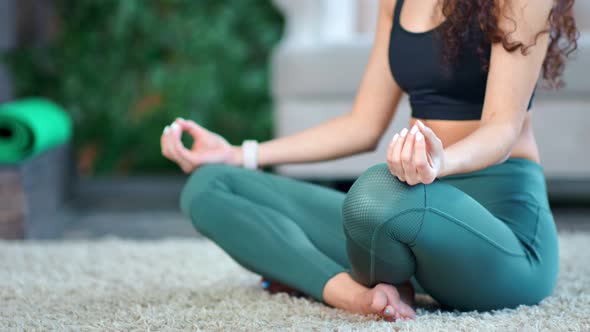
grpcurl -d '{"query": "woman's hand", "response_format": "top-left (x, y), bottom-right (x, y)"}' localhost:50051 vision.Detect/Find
top-left (386, 120), bottom-right (446, 185)
top-left (160, 118), bottom-right (241, 173)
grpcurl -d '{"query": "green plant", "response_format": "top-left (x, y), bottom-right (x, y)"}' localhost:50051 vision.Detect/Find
top-left (4, 0), bottom-right (284, 175)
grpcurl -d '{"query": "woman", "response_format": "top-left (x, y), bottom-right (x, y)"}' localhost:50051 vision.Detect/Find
top-left (161, 0), bottom-right (578, 322)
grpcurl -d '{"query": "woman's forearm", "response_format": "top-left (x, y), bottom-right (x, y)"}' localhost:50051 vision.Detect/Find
top-left (232, 112), bottom-right (382, 167)
top-left (439, 121), bottom-right (520, 177)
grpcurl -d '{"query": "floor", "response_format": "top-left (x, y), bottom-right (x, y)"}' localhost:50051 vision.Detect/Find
top-left (2, 232), bottom-right (589, 331)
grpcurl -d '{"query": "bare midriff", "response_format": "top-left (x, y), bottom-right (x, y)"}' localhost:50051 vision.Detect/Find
top-left (409, 111), bottom-right (541, 165)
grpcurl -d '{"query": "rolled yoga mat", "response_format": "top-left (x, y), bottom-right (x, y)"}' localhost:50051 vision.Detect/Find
top-left (0, 99), bottom-right (72, 164)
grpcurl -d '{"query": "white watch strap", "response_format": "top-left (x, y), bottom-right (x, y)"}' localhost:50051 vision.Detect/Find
top-left (242, 140), bottom-right (259, 170)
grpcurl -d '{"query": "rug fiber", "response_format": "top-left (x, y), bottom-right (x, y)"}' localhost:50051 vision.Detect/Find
top-left (1, 232), bottom-right (589, 331)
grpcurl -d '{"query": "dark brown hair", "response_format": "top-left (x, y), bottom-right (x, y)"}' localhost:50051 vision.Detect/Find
top-left (437, 0), bottom-right (579, 89)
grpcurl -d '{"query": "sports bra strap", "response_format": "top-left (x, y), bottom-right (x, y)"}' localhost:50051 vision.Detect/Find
top-left (393, 0), bottom-right (404, 27)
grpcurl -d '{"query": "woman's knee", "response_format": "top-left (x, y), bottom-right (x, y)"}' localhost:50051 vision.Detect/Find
top-left (179, 163), bottom-right (235, 217)
top-left (342, 163), bottom-right (426, 246)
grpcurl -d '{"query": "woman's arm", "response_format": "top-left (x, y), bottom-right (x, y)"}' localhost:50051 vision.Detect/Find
top-left (439, 0), bottom-right (553, 176)
top-left (236, 0), bottom-right (403, 167)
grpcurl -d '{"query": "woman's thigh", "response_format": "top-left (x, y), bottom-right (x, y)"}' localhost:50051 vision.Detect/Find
top-left (413, 181), bottom-right (539, 310)
top-left (426, 161), bottom-right (559, 310)
top-left (418, 168), bottom-right (558, 310)
top-left (180, 164), bottom-right (351, 268)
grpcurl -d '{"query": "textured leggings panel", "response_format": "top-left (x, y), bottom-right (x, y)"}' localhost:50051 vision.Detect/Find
top-left (180, 158), bottom-right (559, 311)
top-left (342, 164), bottom-right (426, 286)
top-left (342, 165), bottom-right (427, 247)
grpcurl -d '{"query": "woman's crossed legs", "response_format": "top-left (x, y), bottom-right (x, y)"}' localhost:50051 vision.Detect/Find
top-left (179, 161), bottom-right (557, 319)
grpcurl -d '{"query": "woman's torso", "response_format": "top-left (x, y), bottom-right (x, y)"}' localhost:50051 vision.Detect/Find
top-left (389, 0), bottom-right (541, 163)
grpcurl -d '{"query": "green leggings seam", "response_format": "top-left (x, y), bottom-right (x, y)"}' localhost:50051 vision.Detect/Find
top-left (343, 207), bottom-right (427, 253)
top-left (426, 207), bottom-right (527, 257)
top-left (359, 207), bottom-right (427, 284)
top-left (344, 204), bottom-right (527, 266)
top-left (528, 204), bottom-right (542, 260)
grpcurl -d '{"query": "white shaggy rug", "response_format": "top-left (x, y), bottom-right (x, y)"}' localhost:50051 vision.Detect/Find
top-left (1, 233), bottom-right (589, 332)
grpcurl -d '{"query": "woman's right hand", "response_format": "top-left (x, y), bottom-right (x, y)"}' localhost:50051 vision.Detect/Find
top-left (160, 118), bottom-right (241, 173)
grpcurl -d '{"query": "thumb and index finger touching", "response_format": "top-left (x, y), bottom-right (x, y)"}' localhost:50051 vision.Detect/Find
top-left (171, 118), bottom-right (223, 166)
top-left (170, 118), bottom-right (207, 165)
top-left (176, 118), bottom-right (208, 139)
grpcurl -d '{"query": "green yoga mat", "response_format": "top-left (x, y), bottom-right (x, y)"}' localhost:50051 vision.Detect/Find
top-left (0, 98), bottom-right (72, 164)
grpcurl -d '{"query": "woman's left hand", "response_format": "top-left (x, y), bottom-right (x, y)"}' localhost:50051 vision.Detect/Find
top-left (386, 120), bottom-right (446, 185)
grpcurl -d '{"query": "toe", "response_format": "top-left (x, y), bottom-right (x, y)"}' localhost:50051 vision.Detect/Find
top-left (398, 302), bottom-right (417, 319)
top-left (383, 305), bottom-right (396, 318)
top-left (370, 290), bottom-right (388, 314)
top-left (379, 284), bottom-right (403, 312)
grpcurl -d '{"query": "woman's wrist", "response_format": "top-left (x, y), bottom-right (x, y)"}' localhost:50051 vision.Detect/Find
top-left (228, 143), bottom-right (263, 169)
top-left (437, 150), bottom-right (453, 178)
top-left (228, 146), bottom-right (244, 167)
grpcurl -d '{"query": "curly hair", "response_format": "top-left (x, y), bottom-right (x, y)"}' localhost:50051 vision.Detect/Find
top-left (437, 0), bottom-right (579, 89)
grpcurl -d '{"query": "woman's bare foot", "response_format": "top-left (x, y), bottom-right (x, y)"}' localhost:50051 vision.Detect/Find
top-left (323, 272), bottom-right (416, 321)
top-left (353, 282), bottom-right (416, 321)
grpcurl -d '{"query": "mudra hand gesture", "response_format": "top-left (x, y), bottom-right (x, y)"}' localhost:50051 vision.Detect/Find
top-left (160, 118), bottom-right (240, 173)
top-left (386, 120), bottom-right (446, 185)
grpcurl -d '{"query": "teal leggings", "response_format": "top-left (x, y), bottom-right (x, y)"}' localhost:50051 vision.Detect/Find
top-left (179, 158), bottom-right (559, 311)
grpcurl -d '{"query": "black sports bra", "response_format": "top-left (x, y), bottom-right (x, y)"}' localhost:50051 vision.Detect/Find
top-left (388, 0), bottom-right (534, 120)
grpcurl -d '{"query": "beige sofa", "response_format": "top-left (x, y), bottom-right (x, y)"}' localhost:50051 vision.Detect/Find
top-left (271, 0), bottom-right (590, 180)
